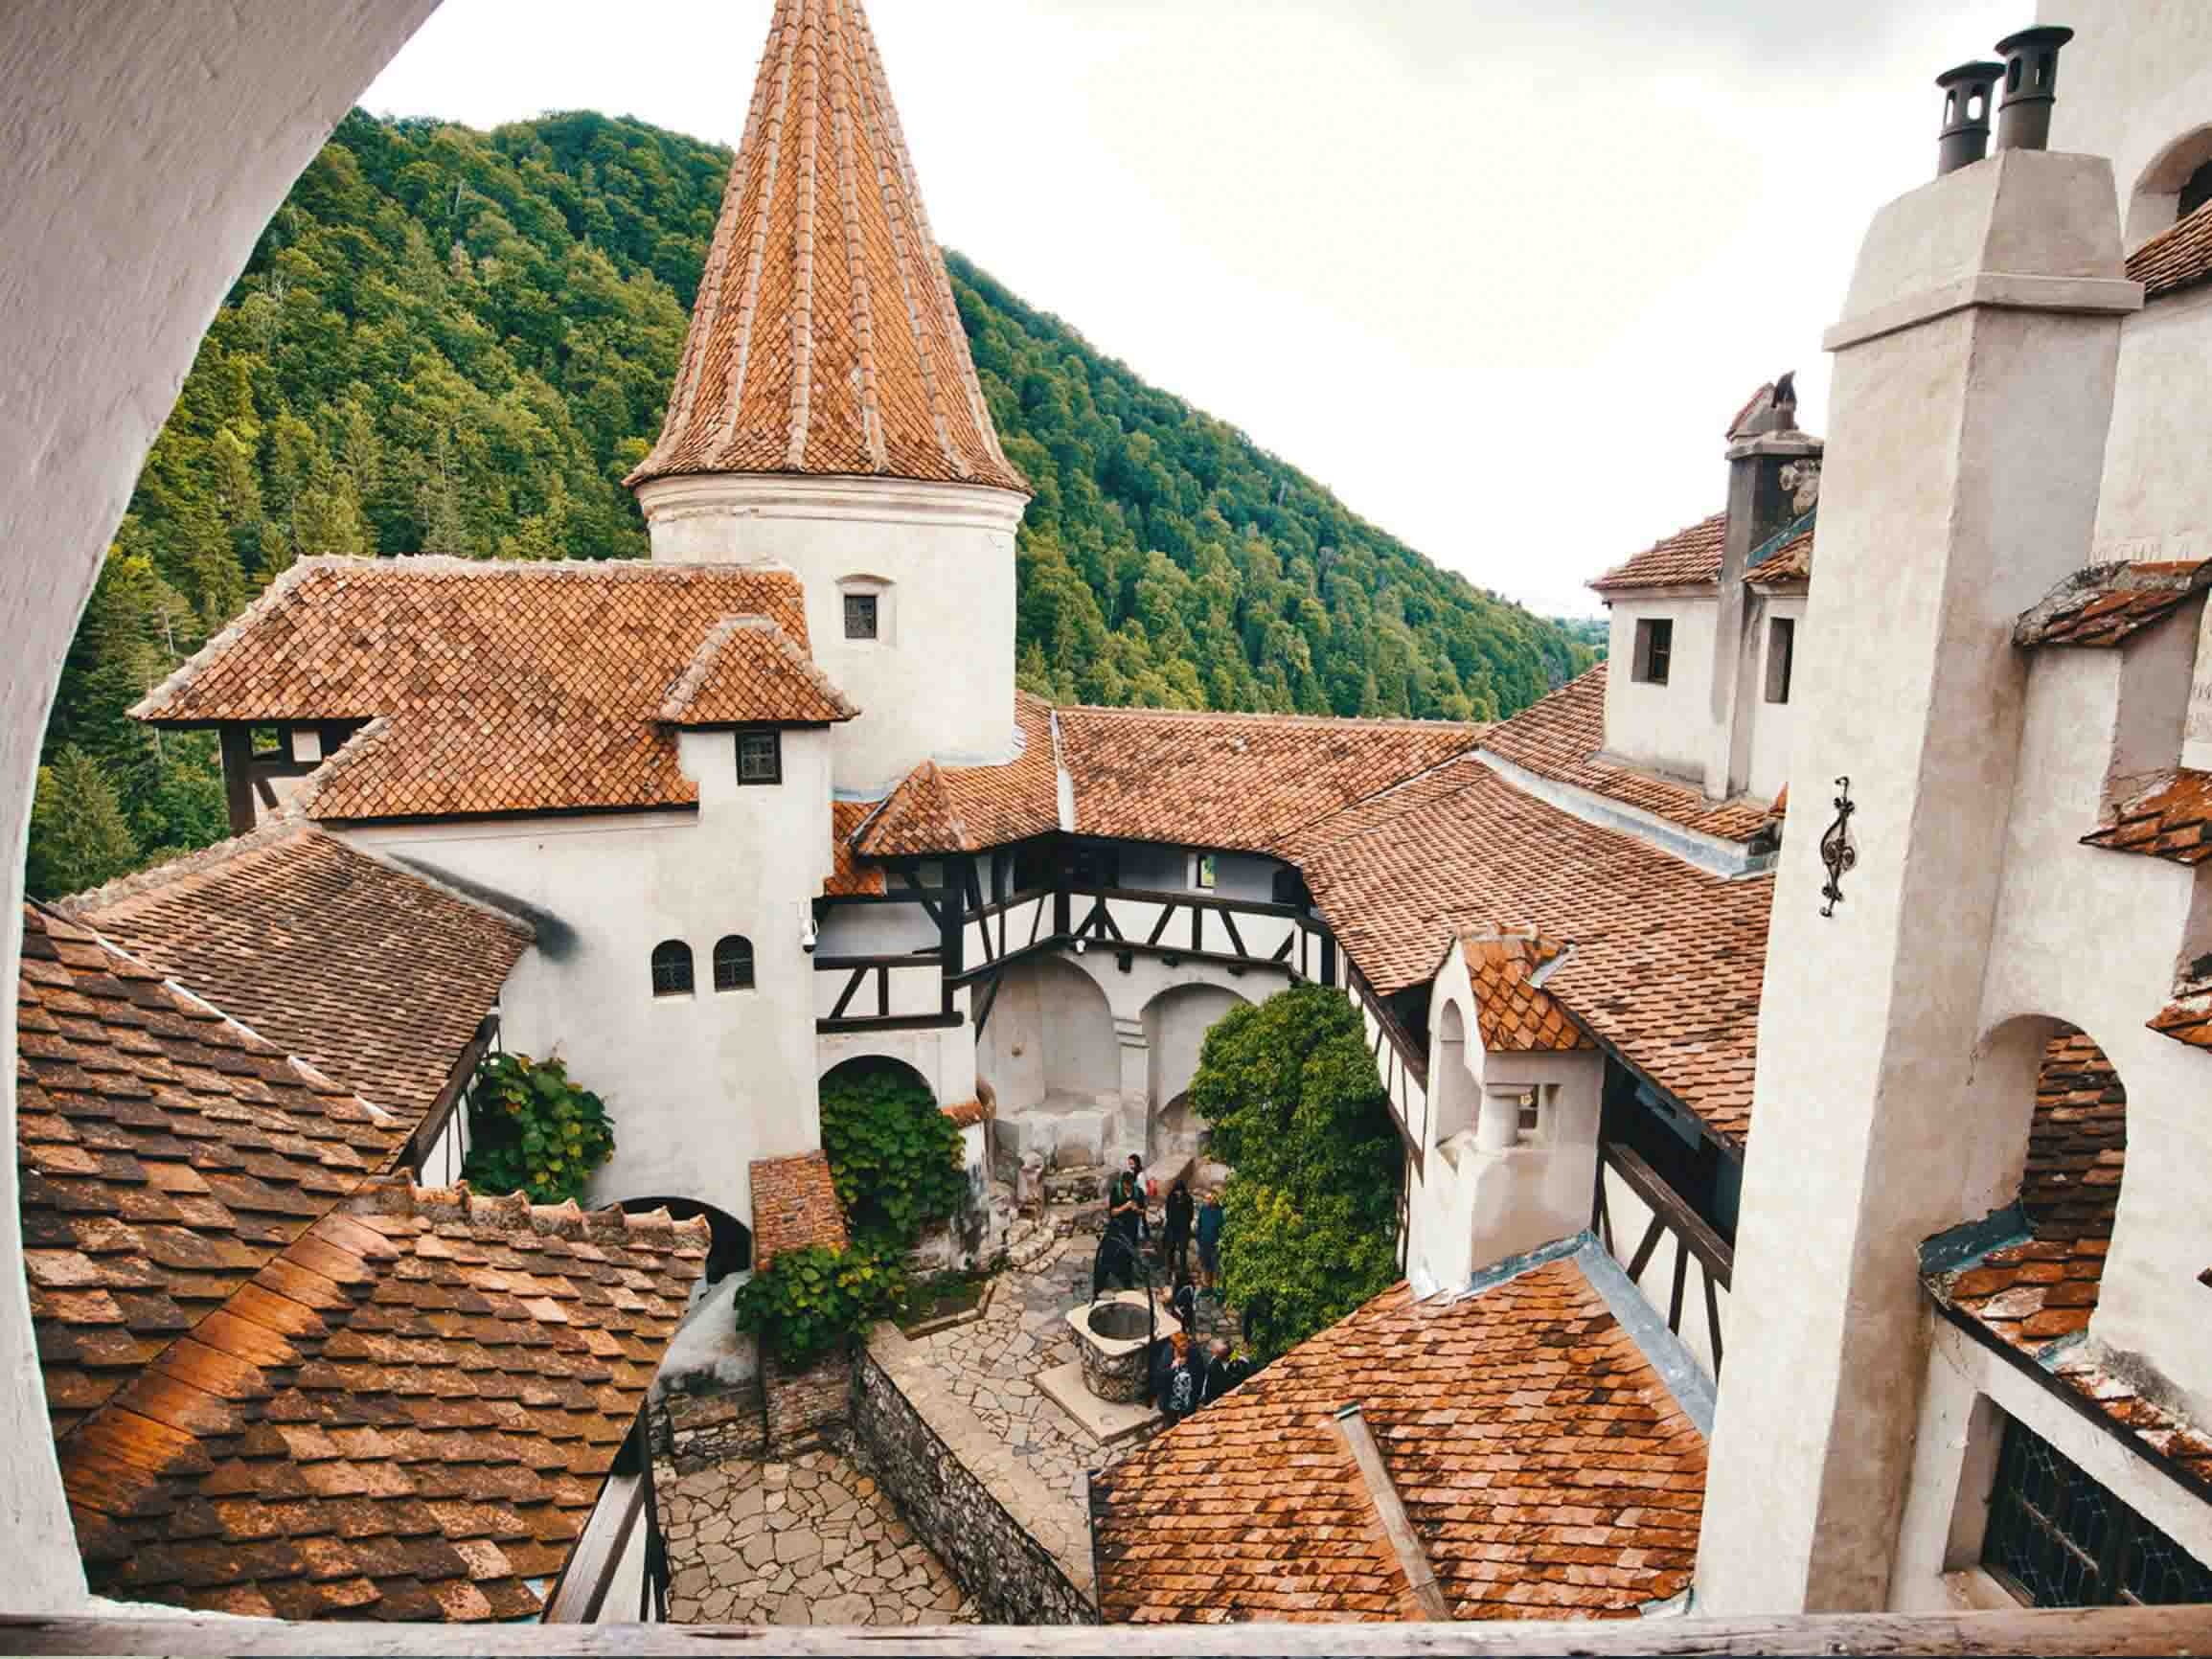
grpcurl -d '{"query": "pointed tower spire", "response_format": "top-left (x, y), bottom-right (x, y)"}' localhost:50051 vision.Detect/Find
top-left (627, 0), bottom-right (1026, 495)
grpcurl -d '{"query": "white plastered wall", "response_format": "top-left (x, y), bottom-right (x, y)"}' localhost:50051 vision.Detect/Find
top-left (637, 474), bottom-right (1026, 798)
top-left (2042, 0), bottom-right (2212, 246)
top-left (1745, 591), bottom-right (1806, 804)
top-left (1603, 592), bottom-right (1720, 784)
top-left (343, 729), bottom-right (834, 1233)
top-left (0, 0), bottom-right (443, 1612)
top-left (2092, 280), bottom-right (2212, 565)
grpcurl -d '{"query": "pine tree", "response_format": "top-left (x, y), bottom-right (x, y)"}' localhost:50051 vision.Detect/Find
top-left (27, 748), bottom-right (141, 899)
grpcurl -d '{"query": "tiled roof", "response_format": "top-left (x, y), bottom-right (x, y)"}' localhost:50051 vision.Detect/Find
top-left (131, 558), bottom-right (813, 822)
top-left (1059, 706), bottom-right (1482, 854)
top-left (1920, 1032), bottom-right (2212, 1492)
top-left (1927, 1030), bottom-right (2126, 1357)
top-left (68, 826), bottom-right (529, 1129)
top-left (626, 0), bottom-right (1026, 496)
top-left (62, 1180), bottom-right (707, 1623)
top-left (656, 616), bottom-right (858, 727)
top-left (2151, 960), bottom-right (2212, 1052)
top-left (1459, 930), bottom-right (1592, 1055)
top-left (2015, 559), bottom-right (2210, 648)
top-left (1479, 666), bottom-right (1776, 844)
top-left (1587, 511), bottom-right (1726, 593)
top-left (749, 1151), bottom-right (847, 1268)
top-left (1745, 525), bottom-right (1814, 588)
top-left (16, 906), bottom-right (405, 1438)
top-left (857, 692), bottom-right (1060, 857)
top-left (825, 800), bottom-right (888, 896)
top-left (2128, 199), bottom-right (2212, 302)
top-left (2081, 768), bottom-right (2212, 865)
top-left (1290, 761), bottom-right (1769, 1146)
top-left (1091, 1254), bottom-right (1705, 1624)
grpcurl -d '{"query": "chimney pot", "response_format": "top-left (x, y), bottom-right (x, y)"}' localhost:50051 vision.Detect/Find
top-left (1994, 25), bottom-right (2074, 153)
top-left (1935, 62), bottom-right (2006, 177)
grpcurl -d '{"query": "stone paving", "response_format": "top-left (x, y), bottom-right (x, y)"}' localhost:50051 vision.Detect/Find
top-left (659, 1447), bottom-right (977, 1626)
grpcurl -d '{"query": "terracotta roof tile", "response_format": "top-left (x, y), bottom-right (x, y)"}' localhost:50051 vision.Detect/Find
top-left (1289, 763), bottom-right (1768, 1146)
top-left (2128, 200), bottom-right (2212, 302)
top-left (1745, 525), bottom-right (1814, 588)
top-left (1092, 1257), bottom-right (1704, 1625)
top-left (1588, 512), bottom-right (1727, 594)
top-left (1060, 706), bottom-right (1481, 854)
top-left (1458, 930), bottom-right (1593, 1055)
top-left (627, 0), bottom-right (1026, 496)
top-left (2015, 559), bottom-right (2209, 648)
top-left (2082, 768), bottom-right (2212, 866)
top-left (68, 827), bottom-right (528, 1131)
top-left (825, 800), bottom-right (888, 896)
top-left (749, 1151), bottom-right (847, 1267)
top-left (858, 692), bottom-right (1060, 856)
top-left (59, 1181), bottom-right (706, 1624)
top-left (1479, 666), bottom-right (1774, 844)
top-left (656, 615), bottom-right (858, 727)
top-left (132, 558), bottom-right (814, 822)
top-left (16, 906), bottom-right (406, 1440)
top-left (2149, 960), bottom-right (2212, 1053)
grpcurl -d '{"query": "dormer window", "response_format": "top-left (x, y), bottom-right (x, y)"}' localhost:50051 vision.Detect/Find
top-left (1632, 618), bottom-right (1674, 686)
top-left (737, 731), bottom-right (782, 786)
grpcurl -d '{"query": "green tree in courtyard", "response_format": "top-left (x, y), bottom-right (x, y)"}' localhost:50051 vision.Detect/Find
top-left (1191, 982), bottom-right (1404, 1360)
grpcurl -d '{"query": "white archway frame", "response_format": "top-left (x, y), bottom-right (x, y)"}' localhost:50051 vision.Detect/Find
top-left (1, 0), bottom-right (443, 1610)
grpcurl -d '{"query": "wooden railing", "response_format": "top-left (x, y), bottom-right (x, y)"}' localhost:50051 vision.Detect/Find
top-left (9, 1603), bottom-right (2210, 1652)
top-left (1595, 1137), bottom-right (1731, 1371)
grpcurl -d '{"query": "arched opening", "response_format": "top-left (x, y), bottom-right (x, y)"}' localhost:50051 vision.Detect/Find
top-left (712, 934), bottom-right (755, 992)
top-left (977, 952), bottom-right (1118, 1116)
top-left (2127, 122), bottom-right (2212, 244)
top-left (619, 1196), bottom-right (752, 1283)
top-left (650, 939), bottom-right (695, 998)
top-left (1431, 998), bottom-right (1475, 1147)
top-left (819, 1052), bottom-right (936, 1103)
top-left (1139, 982), bottom-right (1249, 1165)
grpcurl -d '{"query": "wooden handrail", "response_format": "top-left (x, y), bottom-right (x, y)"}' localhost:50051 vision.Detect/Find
top-left (1600, 1137), bottom-right (1734, 1289)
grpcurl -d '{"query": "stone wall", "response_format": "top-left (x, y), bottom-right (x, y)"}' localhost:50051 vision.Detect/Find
top-left (847, 1325), bottom-right (1097, 1625)
top-left (766, 1352), bottom-right (850, 1454)
top-left (652, 1383), bottom-right (767, 1476)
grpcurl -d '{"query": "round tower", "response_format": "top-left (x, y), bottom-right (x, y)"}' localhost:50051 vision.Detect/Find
top-left (627, 0), bottom-right (1029, 799)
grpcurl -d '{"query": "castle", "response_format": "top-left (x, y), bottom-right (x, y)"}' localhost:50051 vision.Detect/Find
top-left (5, 0), bottom-right (2212, 1638)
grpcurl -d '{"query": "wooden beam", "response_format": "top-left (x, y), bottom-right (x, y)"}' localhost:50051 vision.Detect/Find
top-left (815, 1011), bottom-right (965, 1035)
top-left (11, 1605), bottom-right (2212, 1653)
top-left (1600, 1138), bottom-right (1735, 1290)
top-left (217, 723), bottom-right (256, 835)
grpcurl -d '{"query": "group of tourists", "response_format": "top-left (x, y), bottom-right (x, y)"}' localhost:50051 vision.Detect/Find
top-left (1094, 1152), bottom-right (1251, 1423)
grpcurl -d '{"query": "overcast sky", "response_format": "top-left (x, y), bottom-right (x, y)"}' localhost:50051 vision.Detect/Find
top-left (366, 0), bottom-right (2018, 618)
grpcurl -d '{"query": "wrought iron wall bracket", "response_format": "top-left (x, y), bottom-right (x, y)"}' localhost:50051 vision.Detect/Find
top-left (1818, 776), bottom-right (1857, 918)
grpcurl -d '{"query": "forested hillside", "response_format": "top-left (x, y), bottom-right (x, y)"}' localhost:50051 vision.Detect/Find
top-left (30, 109), bottom-right (1590, 898)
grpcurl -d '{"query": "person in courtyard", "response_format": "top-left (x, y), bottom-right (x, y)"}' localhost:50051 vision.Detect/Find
top-left (1198, 1336), bottom-right (1249, 1406)
top-left (1107, 1153), bottom-right (1144, 1263)
top-left (1162, 1178), bottom-right (1195, 1280)
top-left (1170, 1274), bottom-right (1197, 1340)
top-left (1195, 1187), bottom-right (1224, 1295)
top-left (1160, 1331), bottom-right (1200, 1424)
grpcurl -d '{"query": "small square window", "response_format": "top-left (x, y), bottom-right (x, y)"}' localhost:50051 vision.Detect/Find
top-left (737, 731), bottom-right (783, 785)
top-left (1633, 618), bottom-right (1674, 686)
top-left (1765, 617), bottom-right (1796, 705)
top-left (1193, 853), bottom-right (1218, 891)
top-left (843, 593), bottom-right (878, 641)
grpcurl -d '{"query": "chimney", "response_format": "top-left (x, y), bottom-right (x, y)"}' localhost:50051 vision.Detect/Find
top-left (1935, 61), bottom-right (2004, 176)
top-left (1994, 25), bottom-right (2073, 153)
top-left (1706, 376), bottom-right (1822, 800)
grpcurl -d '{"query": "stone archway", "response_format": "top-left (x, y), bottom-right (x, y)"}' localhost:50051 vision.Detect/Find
top-left (1, 1), bottom-right (443, 1611)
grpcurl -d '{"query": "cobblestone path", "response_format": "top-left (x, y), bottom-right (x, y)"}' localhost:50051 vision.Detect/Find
top-left (660, 1448), bottom-right (976, 1625)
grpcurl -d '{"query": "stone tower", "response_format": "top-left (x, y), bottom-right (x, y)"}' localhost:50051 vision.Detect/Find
top-left (627, 0), bottom-right (1030, 799)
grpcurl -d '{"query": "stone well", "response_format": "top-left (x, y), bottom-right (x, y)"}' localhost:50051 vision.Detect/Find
top-left (1066, 1291), bottom-right (1180, 1403)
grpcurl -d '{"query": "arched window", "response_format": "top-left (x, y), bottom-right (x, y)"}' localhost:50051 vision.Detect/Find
top-left (713, 935), bottom-right (755, 992)
top-left (650, 940), bottom-right (695, 998)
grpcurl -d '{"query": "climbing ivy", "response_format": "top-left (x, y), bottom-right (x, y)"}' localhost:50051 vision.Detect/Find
top-left (460, 1052), bottom-right (616, 1206)
top-left (818, 1062), bottom-right (967, 1253)
top-left (733, 1240), bottom-right (905, 1368)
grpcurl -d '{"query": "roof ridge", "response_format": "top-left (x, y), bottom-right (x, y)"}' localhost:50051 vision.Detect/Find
top-left (344, 1176), bottom-right (713, 1249)
top-left (1058, 703), bottom-right (1487, 735)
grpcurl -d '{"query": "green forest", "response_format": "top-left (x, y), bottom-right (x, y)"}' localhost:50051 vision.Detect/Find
top-left (29, 109), bottom-right (1592, 898)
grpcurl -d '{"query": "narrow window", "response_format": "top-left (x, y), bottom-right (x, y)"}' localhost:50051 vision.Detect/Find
top-left (737, 730), bottom-right (782, 786)
top-left (1193, 852), bottom-right (1218, 892)
top-left (2182, 157), bottom-right (2212, 220)
top-left (1765, 617), bottom-right (1796, 705)
top-left (713, 935), bottom-right (755, 992)
top-left (650, 941), bottom-right (695, 998)
top-left (1516, 1088), bottom-right (1546, 1145)
top-left (843, 592), bottom-right (878, 641)
top-left (1632, 618), bottom-right (1674, 686)
top-left (1982, 1410), bottom-right (2212, 1606)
